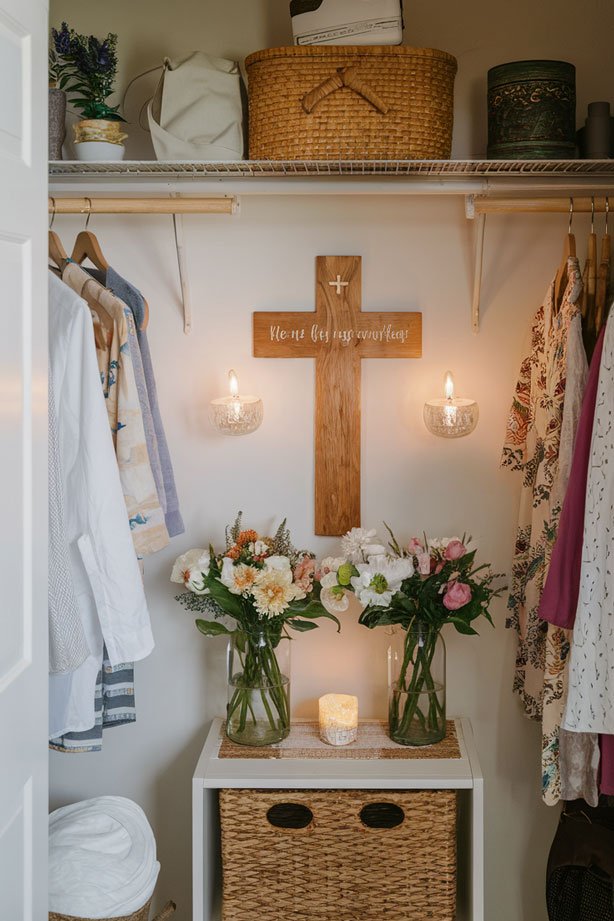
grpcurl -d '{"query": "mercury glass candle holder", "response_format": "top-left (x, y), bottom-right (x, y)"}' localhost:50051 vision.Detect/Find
top-left (209, 370), bottom-right (263, 436)
top-left (423, 371), bottom-right (479, 439)
top-left (318, 693), bottom-right (359, 746)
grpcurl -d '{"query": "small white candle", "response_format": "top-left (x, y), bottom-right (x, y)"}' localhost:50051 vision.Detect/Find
top-left (209, 369), bottom-right (263, 436)
top-left (318, 693), bottom-right (358, 746)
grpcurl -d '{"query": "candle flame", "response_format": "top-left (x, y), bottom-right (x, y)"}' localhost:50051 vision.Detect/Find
top-left (228, 369), bottom-right (239, 397)
top-left (444, 370), bottom-right (454, 401)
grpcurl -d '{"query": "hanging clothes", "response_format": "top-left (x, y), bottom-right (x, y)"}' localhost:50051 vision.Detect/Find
top-left (48, 273), bottom-right (153, 738)
top-left (502, 258), bottom-right (583, 721)
top-left (541, 306), bottom-right (588, 804)
top-left (50, 651), bottom-right (136, 753)
top-left (107, 267), bottom-right (185, 538)
top-left (48, 374), bottom-right (89, 675)
top-left (62, 261), bottom-right (170, 557)
top-left (86, 265), bottom-right (184, 538)
top-left (539, 325), bottom-right (606, 805)
top-left (563, 305), bottom-right (614, 737)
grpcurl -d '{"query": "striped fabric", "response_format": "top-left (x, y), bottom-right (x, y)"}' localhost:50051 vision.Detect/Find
top-left (50, 649), bottom-right (135, 753)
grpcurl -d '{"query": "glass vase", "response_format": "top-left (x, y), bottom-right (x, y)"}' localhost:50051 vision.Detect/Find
top-left (226, 631), bottom-right (290, 746)
top-left (387, 622), bottom-right (446, 746)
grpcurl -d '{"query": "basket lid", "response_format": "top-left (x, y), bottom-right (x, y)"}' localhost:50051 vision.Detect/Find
top-left (245, 45), bottom-right (457, 70)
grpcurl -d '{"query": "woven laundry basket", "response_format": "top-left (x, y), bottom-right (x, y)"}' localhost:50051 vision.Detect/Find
top-left (219, 789), bottom-right (457, 921)
top-left (245, 45), bottom-right (457, 160)
top-left (49, 898), bottom-right (176, 921)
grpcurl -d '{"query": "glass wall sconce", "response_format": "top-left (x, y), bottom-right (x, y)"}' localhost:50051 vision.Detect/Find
top-left (423, 371), bottom-right (479, 438)
top-left (209, 369), bottom-right (263, 436)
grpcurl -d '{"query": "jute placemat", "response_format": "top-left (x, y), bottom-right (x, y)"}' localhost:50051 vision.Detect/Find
top-left (218, 720), bottom-right (460, 760)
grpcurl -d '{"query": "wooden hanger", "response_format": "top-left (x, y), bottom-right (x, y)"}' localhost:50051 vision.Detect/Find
top-left (554, 198), bottom-right (576, 312)
top-left (595, 197), bottom-right (611, 334)
top-left (582, 197), bottom-right (597, 327)
top-left (48, 199), bottom-right (68, 271)
top-left (49, 230), bottom-right (68, 270)
top-left (71, 198), bottom-right (109, 273)
top-left (71, 229), bottom-right (109, 272)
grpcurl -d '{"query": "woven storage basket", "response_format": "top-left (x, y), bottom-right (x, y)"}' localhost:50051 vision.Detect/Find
top-left (220, 788), bottom-right (457, 921)
top-left (49, 898), bottom-right (176, 921)
top-left (245, 45), bottom-right (457, 160)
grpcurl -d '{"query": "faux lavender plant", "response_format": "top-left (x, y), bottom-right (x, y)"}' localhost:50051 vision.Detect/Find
top-left (50, 23), bottom-right (125, 121)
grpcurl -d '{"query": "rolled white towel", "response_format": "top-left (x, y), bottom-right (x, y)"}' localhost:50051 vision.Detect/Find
top-left (49, 796), bottom-right (160, 919)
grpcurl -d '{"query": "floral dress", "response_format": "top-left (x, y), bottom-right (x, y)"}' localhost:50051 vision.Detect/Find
top-left (502, 258), bottom-right (583, 722)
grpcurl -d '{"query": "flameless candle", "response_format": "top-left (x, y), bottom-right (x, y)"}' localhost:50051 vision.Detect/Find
top-left (209, 369), bottom-right (263, 436)
top-left (318, 693), bottom-right (359, 746)
top-left (423, 370), bottom-right (478, 438)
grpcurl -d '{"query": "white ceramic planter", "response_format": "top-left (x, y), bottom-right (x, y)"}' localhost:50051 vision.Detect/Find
top-left (74, 141), bottom-right (125, 162)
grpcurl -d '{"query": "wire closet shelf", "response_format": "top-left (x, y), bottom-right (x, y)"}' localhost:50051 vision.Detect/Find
top-left (49, 159), bottom-right (614, 179)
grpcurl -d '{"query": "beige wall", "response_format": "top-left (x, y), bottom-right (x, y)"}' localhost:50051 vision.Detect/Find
top-left (48, 2), bottom-right (614, 920)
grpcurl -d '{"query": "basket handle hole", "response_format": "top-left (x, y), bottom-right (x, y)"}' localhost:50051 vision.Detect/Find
top-left (266, 803), bottom-right (313, 829)
top-left (359, 802), bottom-right (405, 829)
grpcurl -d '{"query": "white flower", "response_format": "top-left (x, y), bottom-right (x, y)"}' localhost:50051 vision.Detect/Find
top-left (264, 555), bottom-right (292, 571)
top-left (351, 555), bottom-right (413, 607)
top-left (220, 558), bottom-right (259, 596)
top-left (320, 556), bottom-right (347, 574)
top-left (321, 586), bottom-right (350, 613)
top-left (252, 568), bottom-right (301, 618)
top-left (171, 548), bottom-right (207, 583)
top-left (428, 537), bottom-right (460, 551)
top-left (341, 527), bottom-right (386, 563)
top-left (320, 571), bottom-right (340, 589)
top-left (249, 540), bottom-right (270, 557)
top-left (171, 549), bottom-right (210, 594)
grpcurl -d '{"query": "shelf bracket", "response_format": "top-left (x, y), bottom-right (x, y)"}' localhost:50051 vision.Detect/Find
top-left (172, 202), bottom-right (192, 335)
top-left (471, 211), bottom-right (486, 334)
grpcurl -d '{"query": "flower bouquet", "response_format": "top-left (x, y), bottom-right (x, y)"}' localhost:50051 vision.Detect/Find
top-left (172, 513), bottom-right (340, 746)
top-left (324, 527), bottom-right (506, 746)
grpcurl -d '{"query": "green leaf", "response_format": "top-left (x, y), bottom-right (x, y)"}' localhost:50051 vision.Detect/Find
top-left (206, 578), bottom-right (245, 620)
top-left (448, 617), bottom-right (479, 636)
top-left (195, 619), bottom-right (231, 637)
top-left (287, 619), bottom-right (319, 632)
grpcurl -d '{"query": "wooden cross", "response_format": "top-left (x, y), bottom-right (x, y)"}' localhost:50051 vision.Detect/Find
top-left (253, 256), bottom-right (422, 536)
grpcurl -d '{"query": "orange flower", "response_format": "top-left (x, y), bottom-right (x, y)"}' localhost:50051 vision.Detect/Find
top-left (227, 546), bottom-right (241, 559)
top-left (237, 529), bottom-right (259, 546)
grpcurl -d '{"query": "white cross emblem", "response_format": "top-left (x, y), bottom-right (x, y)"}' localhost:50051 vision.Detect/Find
top-left (329, 274), bottom-right (349, 295)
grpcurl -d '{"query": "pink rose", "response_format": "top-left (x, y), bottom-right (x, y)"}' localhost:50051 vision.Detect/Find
top-left (444, 540), bottom-right (467, 561)
top-left (294, 557), bottom-right (316, 593)
top-left (434, 561), bottom-right (445, 574)
top-left (416, 551), bottom-right (431, 575)
top-left (407, 537), bottom-right (424, 556)
top-left (443, 582), bottom-right (472, 610)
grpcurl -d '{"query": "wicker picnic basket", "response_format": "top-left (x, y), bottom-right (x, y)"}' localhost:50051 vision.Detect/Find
top-left (49, 898), bottom-right (176, 921)
top-left (220, 788), bottom-right (457, 921)
top-left (245, 45), bottom-right (457, 161)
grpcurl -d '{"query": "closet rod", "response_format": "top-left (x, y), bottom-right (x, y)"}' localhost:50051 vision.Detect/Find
top-left (47, 197), bottom-right (236, 215)
top-left (474, 196), bottom-right (612, 215)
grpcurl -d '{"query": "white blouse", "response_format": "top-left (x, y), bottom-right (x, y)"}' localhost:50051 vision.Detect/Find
top-left (48, 274), bottom-right (154, 738)
top-left (563, 306), bottom-right (614, 735)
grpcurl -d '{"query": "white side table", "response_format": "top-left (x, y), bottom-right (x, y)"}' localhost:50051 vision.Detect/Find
top-left (193, 717), bottom-right (483, 921)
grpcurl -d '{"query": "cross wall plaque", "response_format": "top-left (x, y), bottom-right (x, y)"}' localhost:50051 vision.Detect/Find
top-left (253, 256), bottom-right (422, 536)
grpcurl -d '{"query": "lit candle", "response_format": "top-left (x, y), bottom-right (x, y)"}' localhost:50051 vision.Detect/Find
top-left (423, 370), bottom-right (478, 439)
top-left (318, 693), bottom-right (358, 746)
top-left (209, 369), bottom-right (263, 436)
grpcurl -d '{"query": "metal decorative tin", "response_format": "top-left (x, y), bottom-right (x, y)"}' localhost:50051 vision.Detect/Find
top-left (487, 60), bottom-right (576, 159)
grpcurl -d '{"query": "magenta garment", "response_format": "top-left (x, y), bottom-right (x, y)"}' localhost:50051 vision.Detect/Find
top-left (538, 326), bottom-right (606, 629)
top-left (601, 736), bottom-right (614, 795)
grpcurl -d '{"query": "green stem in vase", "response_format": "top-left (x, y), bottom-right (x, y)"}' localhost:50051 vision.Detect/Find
top-left (391, 625), bottom-right (444, 743)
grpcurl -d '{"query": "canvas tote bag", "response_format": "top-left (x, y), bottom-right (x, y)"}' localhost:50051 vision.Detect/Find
top-left (147, 52), bottom-right (246, 160)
